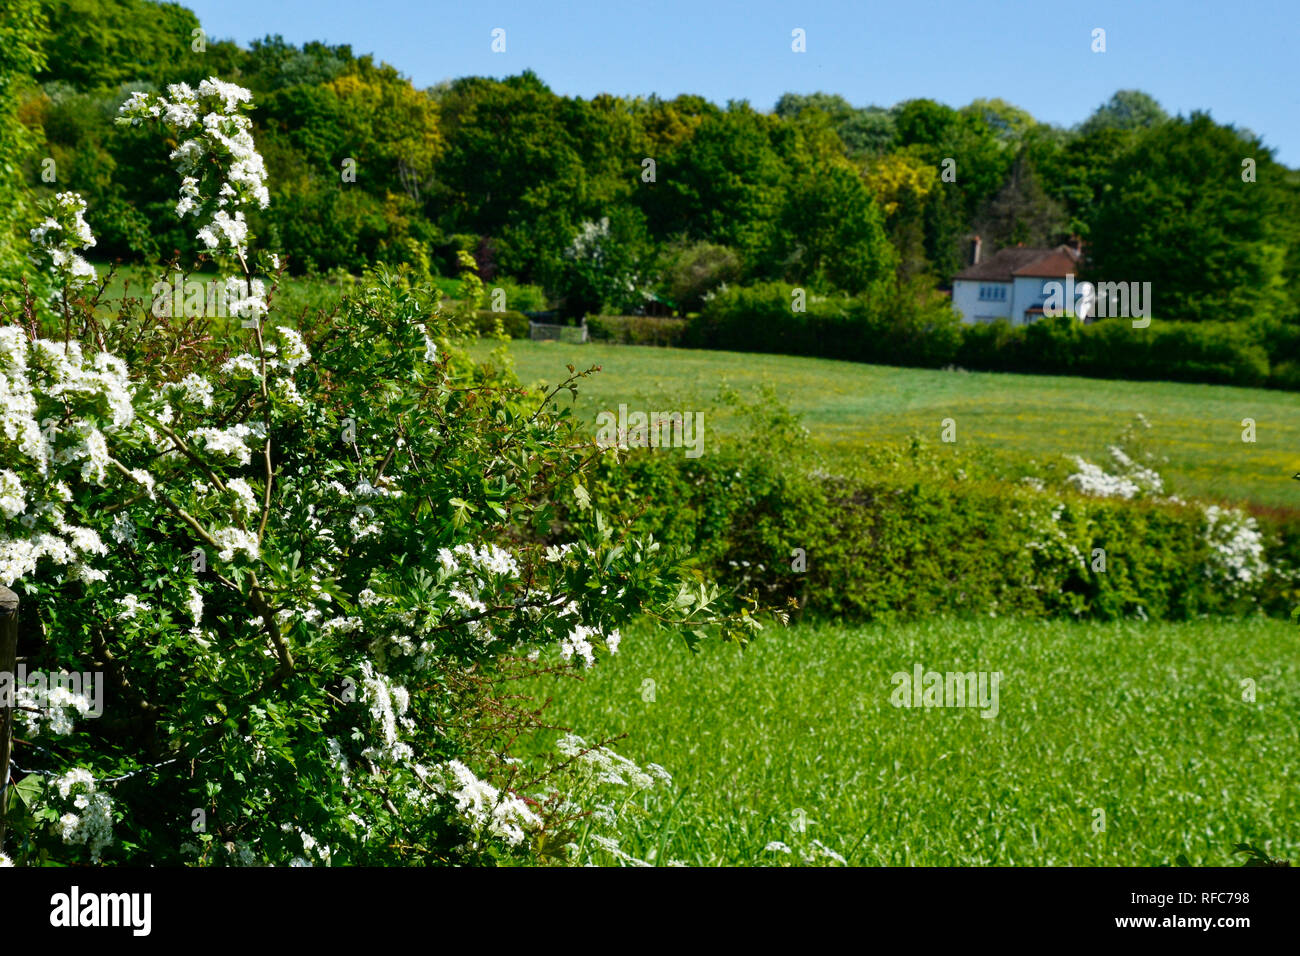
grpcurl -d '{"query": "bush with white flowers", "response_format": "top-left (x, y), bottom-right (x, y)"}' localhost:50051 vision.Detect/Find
top-left (0, 79), bottom-right (771, 867)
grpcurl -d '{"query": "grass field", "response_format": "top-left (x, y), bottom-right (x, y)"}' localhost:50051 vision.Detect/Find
top-left (474, 340), bottom-right (1300, 510)
top-left (521, 616), bottom-right (1300, 866)
top-left (79, 268), bottom-right (1300, 508)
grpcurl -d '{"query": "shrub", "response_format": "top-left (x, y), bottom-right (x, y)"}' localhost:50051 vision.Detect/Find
top-left (688, 281), bottom-right (963, 368)
top-left (656, 241), bottom-right (742, 314)
top-left (582, 395), bottom-right (1298, 624)
top-left (0, 78), bottom-right (773, 868)
top-left (483, 276), bottom-right (549, 313)
top-left (469, 308), bottom-right (530, 339)
top-left (587, 314), bottom-right (688, 346)
top-left (685, 282), bottom-right (1285, 389)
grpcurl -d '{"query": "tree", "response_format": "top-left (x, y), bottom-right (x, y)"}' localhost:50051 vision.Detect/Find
top-left (656, 241), bottom-right (742, 314)
top-left (0, 0), bottom-right (46, 285)
top-left (862, 152), bottom-right (940, 281)
top-left (1085, 113), bottom-right (1290, 323)
top-left (646, 103), bottom-right (794, 273)
top-left (37, 0), bottom-right (198, 89)
top-left (1077, 90), bottom-right (1169, 136)
top-left (434, 72), bottom-right (588, 281)
top-left (961, 98), bottom-right (1036, 146)
top-left (775, 159), bottom-right (896, 293)
top-left (974, 153), bottom-right (1067, 252)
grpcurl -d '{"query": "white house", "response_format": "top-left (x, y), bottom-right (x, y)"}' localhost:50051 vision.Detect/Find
top-left (951, 240), bottom-right (1083, 325)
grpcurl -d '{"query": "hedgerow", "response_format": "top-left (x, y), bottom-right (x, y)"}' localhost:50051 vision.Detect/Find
top-left (581, 397), bottom-right (1300, 623)
top-left (689, 283), bottom-right (1288, 388)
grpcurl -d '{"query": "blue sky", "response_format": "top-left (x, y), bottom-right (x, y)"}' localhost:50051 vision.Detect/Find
top-left (185, 0), bottom-right (1300, 165)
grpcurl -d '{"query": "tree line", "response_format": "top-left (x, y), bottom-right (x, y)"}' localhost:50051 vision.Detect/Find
top-left (3, 0), bottom-right (1299, 330)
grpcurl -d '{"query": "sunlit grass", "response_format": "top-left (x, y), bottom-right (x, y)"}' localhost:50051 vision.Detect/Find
top-left (521, 616), bottom-right (1300, 866)
top-left (477, 340), bottom-right (1300, 510)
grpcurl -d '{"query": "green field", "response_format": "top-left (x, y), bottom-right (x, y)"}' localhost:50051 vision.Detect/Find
top-left (522, 616), bottom-right (1300, 866)
top-left (474, 340), bottom-right (1300, 510)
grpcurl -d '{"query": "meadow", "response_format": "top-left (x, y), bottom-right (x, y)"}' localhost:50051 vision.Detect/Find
top-left (476, 339), bottom-right (1300, 510)
top-left (521, 616), bottom-right (1300, 866)
top-left (88, 265), bottom-right (1300, 509)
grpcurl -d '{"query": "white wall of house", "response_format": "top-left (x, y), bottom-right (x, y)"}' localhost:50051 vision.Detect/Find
top-left (952, 279), bottom-right (1011, 323)
top-left (1011, 277), bottom-right (1058, 323)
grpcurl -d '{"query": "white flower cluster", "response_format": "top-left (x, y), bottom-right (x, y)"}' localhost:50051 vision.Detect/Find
top-left (547, 735), bottom-right (673, 865)
top-left (1064, 445), bottom-right (1163, 500)
top-left (118, 79), bottom-right (269, 261)
top-left (16, 684), bottom-right (96, 736)
top-left (215, 328), bottom-right (312, 397)
top-left (29, 192), bottom-right (97, 290)
top-left (0, 329), bottom-right (133, 586)
top-left (555, 733), bottom-right (669, 790)
top-left (225, 477), bottom-right (259, 514)
top-left (52, 768), bottom-right (115, 862)
top-left (281, 822), bottom-right (332, 867)
top-left (171, 372), bottom-right (215, 408)
top-left (764, 838), bottom-right (847, 866)
top-left (436, 542), bottom-right (520, 578)
top-left (186, 585), bottom-right (204, 624)
top-left (431, 760), bottom-right (541, 847)
top-left (1024, 501), bottom-right (1085, 573)
top-left (222, 276), bottom-right (268, 320)
top-left (559, 624), bottom-right (621, 667)
top-left (567, 217), bottom-right (611, 262)
top-left (1203, 504), bottom-right (1269, 594)
top-left (0, 469), bottom-right (24, 518)
top-left (116, 594), bottom-right (152, 619)
top-left (359, 660), bottom-right (414, 765)
top-left (432, 542), bottom-right (525, 646)
top-left (213, 526), bottom-right (259, 563)
top-left (188, 422), bottom-right (257, 465)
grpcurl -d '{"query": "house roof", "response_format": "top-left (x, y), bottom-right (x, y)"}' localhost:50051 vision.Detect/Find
top-left (1013, 248), bottom-right (1081, 278)
top-left (953, 244), bottom-right (1081, 281)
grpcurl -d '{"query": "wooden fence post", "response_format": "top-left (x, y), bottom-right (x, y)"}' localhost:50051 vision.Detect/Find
top-left (0, 585), bottom-right (18, 854)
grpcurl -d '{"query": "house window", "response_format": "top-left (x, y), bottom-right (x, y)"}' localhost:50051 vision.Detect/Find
top-left (978, 284), bottom-right (1006, 302)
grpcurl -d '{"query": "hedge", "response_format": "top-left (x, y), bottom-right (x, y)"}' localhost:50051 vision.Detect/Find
top-left (587, 314), bottom-right (688, 346)
top-left (469, 308), bottom-right (530, 339)
top-left (688, 282), bottom-right (1292, 389)
top-left (579, 440), bottom-right (1300, 624)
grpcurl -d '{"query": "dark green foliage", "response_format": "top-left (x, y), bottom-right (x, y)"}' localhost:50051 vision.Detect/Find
top-left (692, 284), bottom-right (1285, 388)
top-left (1084, 114), bottom-right (1291, 325)
top-left (467, 308), bottom-right (530, 339)
top-left (37, 0), bottom-right (198, 90)
top-left (957, 316), bottom-right (1273, 387)
top-left (587, 314), bottom-right (687, 346)
top-left (7, 3), bottom-right (1300, 373)
top-left (688, 281), bottom-right (965, 369)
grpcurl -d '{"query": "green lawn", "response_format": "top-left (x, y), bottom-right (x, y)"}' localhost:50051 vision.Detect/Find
top-left (473, 340), bottom-right (1300, 510)
top-left (521, 616), bottom-right (1300, 866)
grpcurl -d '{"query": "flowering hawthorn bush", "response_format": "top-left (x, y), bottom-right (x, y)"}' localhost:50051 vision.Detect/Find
top-left (0, 78), bottom-right (773, 867)
top-left (1062, 415), bottom-right (1273, 597)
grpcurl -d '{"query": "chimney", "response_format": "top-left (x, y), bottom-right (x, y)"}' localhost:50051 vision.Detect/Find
top-left (969, 235), bottom-right (982, 266)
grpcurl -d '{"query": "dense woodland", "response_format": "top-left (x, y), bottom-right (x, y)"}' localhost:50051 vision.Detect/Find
top-left (3, 0), bottom-right (1299, 330)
